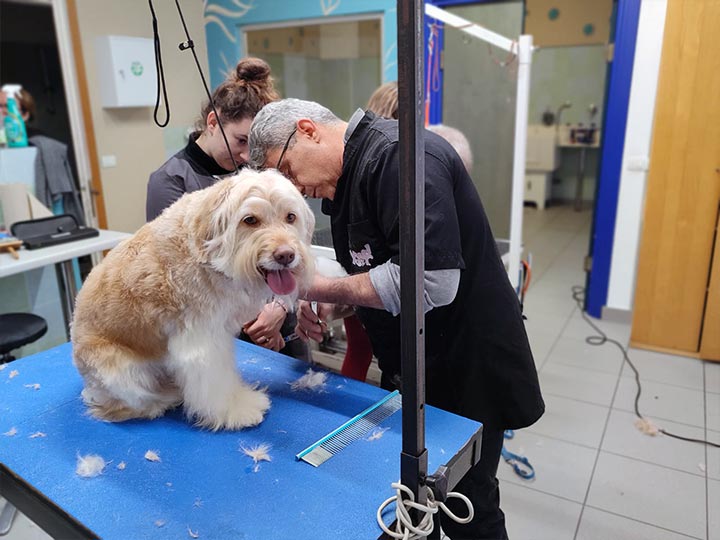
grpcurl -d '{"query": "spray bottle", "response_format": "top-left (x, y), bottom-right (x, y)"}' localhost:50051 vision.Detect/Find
top-left (0, 106), bottom-right (7, 148)
top-left (2, 84), bottom-right (28, 148)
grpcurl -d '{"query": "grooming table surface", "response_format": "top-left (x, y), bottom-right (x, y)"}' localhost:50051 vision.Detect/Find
top-left (0, 342), bottom-right (481, 540)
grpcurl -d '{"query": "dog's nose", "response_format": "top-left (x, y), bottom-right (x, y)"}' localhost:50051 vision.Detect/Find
top-left (273, 246), bottom-right (295, 266)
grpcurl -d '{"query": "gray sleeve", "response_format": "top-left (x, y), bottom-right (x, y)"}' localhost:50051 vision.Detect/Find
top-left (368, 261), bottom-right (460, 316)
top-left (146, 168), bottom-right (186, 222)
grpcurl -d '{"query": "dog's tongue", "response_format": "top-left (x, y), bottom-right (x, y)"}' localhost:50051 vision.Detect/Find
top-left (266, 269), bottom-right (296, 295)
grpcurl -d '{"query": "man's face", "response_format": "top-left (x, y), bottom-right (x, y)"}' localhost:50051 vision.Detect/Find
top-left (264, 120), bottom-right (342, 200)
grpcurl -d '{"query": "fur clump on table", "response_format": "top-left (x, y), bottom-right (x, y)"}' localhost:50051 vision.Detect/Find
top-left (289, 369), bottom-right (327, 392)
top-left (76, 454), bottom-right (107, 477)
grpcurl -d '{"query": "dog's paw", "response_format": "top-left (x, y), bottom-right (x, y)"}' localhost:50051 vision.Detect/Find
top-left (197, 387), bottom-right (271, 431)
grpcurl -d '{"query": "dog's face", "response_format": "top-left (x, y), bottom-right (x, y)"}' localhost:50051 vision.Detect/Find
top-left (192, 169), bottom-right (315, 297)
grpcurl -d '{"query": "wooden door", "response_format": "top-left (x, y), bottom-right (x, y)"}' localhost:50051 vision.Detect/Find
top-left (631, 0), bottom-right (720, 356)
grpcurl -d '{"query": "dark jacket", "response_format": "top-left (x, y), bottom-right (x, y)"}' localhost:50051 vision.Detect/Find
top-left (324, 112), bottom-right (544, 430)
top-left (146, 134), bottom-right (231, 221)
top-left (30, 135), bottom-right (85, 226)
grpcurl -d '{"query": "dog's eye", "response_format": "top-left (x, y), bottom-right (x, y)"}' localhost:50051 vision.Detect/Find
top-left (243, 216), bottom-right (258, 226)
top-left (286, 213), bottom-right (296, 224)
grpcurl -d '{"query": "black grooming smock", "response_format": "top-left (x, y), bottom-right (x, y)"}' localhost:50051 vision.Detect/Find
top-left (146, 133), bottom-right (232, 221)
top-left (324, 112), bottom-right (544, 430)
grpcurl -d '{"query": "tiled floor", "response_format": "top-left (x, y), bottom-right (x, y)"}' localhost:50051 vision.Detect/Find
top-left (499, 205), bottom-right (719, 540)
top-left (3, 204), bottom-right (719, 540)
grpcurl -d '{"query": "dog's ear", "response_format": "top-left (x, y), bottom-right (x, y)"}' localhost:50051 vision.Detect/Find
top-left (192, 179), bottom-right (235, 263)
top-left (301, 197), bottom-right (316, 245)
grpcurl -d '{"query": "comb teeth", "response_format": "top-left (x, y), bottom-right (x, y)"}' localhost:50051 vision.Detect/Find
top-left (297, 392), bottom-right (402, 467)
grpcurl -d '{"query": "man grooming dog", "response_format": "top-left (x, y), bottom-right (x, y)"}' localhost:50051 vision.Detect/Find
top-left (71, 169), bottom-right (315, 431)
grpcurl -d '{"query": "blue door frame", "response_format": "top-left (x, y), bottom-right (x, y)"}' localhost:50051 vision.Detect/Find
top-left (586, 0), bottom-right (641, 317)
top-left (428, 0), bottom-right (642, 318)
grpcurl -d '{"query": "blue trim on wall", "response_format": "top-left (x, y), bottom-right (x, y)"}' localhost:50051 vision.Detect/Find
top-left (586, 0), bottom-right (641, 318)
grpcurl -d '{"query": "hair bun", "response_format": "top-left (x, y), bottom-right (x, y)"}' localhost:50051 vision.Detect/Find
top-left (235, 57), bottom-right (272, 85)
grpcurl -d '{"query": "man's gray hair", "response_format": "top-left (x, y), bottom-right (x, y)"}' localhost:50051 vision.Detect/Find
top-left (249, 98), bottom-right (342, 167)
top-left (427, 124), bottom-right (474, 173)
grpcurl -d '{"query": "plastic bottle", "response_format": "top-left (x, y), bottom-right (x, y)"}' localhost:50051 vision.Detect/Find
top-left (2, 85), bottom-right (28, 148)
top-left (0, 107), bottom-right (7, 148)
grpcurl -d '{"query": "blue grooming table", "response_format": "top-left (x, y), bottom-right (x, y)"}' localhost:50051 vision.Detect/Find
top-left (0, 342), bottom-right (481, 539)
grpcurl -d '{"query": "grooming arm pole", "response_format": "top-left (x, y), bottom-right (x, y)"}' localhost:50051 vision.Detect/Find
top-left (397, 0), bottom-right (428, 508)
top-left (509, 35), bottom-right (532, 289)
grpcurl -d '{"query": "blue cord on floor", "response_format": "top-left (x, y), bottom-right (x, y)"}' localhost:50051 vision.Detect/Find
top-left (502, 430), bottom-right (535, 480)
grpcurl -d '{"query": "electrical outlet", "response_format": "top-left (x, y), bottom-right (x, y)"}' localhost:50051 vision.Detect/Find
top-left (101, 155), bottom-right (117, 168)
top-left (626, 155), bottom-right (649, 172)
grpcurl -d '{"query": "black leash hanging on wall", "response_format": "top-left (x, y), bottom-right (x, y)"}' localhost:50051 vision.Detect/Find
top-left (147, 0), bottom-right (240, 174)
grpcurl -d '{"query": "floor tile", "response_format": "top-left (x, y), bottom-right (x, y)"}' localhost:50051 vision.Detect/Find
top-left (706, 361), bottom-right (720, 394)
top-left (525, 393), bottom-right (608, 448)
top-left (613, 376), bottom-right (705, 428)
top-left (539, 363), bottom-right (618, 407)
top-left (562, 313), bottom-right (632, 345)
top-left (602, 409), bottom-right (707, 476)
top-left (709, 479), bottom-right (720, 540)
top-left (707, 430), bottom-right (720, 481)
top-left (707, 392), bottom-right (720, 432)
top-left (577, 506), bottom-right (702, 540)
top-left (545, 335), bottom-right (624, 375)
top-left (523, 290), bottom-right (576, 318)
top-left (497, 430), bottom-right (596, 503)
top-left (527, 333), bottom-right (558, 370)
top-left (587, 452), bottom-right (706, 539)
top-left (525, 312), bottom-right (571, 343)
top-left (501, 481), bottom-right (582, 540)
top-left (621, 348), bottom-right (704, 391)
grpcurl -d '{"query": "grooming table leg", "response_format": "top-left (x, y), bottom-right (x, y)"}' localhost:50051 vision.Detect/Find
top-left (0, 498), bottom-right (17, 536)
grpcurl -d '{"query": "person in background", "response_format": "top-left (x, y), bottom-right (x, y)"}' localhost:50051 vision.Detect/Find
top-left (427, 124), bottom-right (473, 173)
top-left (146, 57), bottom-right (278, 220)
top-left (248, 98), bottom-right (544, 539)
top-left (366, 80), bottom-right (398, 119)
top-left (0, 86), bottom-right (39, 137)
top-left (147, 58), bottom-right (306, 360)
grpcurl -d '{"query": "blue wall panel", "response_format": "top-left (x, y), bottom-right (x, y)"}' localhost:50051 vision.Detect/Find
top-left (586, 0), bottom-right (641, 317)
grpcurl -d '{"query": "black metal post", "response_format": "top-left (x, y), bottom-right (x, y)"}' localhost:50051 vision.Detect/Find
top-left (397, 0), bottom-right (427, 508)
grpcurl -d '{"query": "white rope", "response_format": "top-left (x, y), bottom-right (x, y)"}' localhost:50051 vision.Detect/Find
top-left (376, 481), bottom-right (474, 539)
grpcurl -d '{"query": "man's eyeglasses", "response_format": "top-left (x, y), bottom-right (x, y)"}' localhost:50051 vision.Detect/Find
top-left (275, 127), bottom-right (297, 171)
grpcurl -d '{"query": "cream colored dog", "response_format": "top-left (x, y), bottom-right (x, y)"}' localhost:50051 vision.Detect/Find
top-left (71, 169), bottom-right (315, 430)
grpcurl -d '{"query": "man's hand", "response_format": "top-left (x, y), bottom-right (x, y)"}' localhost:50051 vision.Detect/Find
top-left (243, 302), bottom-right (287, 351)
top-left (295, 301), bottom-right (332, 342)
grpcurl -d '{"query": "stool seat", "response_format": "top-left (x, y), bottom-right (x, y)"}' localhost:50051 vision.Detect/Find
top-left (0, 313), bottom-right (48, 355)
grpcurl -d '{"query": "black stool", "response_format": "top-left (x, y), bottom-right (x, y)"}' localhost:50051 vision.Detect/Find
top-left (0, 313), bottom-right (48, 364)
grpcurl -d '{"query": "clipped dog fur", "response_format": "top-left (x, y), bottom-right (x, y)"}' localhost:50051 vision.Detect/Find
top-left (71, 169), bottom-right (315, 430)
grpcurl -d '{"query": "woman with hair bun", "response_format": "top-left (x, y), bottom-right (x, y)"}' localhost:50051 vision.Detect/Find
top-left (147, 57), bottom-right (278, 220)
top-left (146, 58), bottom-right (306, 359)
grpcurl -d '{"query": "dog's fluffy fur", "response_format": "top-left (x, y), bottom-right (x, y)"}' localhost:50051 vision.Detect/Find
top-left (71, 169), bottom-right (315, 430)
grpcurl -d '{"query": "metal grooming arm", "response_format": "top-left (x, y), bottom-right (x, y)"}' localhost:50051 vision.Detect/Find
top-left (397, 0), bottom-right (428, 510)
top-left (395, 0), bottom-right (483, 517)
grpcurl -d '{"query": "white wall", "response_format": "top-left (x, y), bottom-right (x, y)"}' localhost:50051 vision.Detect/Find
top-left (605, 0), bottom-right (668, 312)
top-left (75, 0), bottom-right (209, 233)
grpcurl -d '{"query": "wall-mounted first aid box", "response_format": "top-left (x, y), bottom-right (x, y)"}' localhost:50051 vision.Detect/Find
top-left (95, 36), bottom-right (156, 108)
